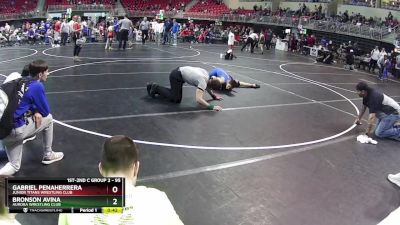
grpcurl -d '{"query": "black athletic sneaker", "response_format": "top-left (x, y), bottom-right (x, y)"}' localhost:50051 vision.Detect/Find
top-left (146, 83), bottom-right (153, 96)
top-left (23, 135), bottom-right (36, 144)
top-left (149, 84), bottom-right (158, 98)
top-left (253, 84), bottom-right (260, 89)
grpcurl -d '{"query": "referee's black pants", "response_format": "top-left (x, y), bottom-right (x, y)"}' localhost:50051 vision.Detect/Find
top-left (241, 38), bottom-right (254, 53)
top-left (119, 29), bottom-right (129, 50)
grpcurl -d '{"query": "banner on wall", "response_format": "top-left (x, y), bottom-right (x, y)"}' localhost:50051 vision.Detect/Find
top-left (66, 8), bottom-right (72, 19)
top-left (310, 47), bottom-right (318, 57)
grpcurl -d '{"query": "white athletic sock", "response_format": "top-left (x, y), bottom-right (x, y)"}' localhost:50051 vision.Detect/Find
top-left (0, 162), bottom-right (18, 175)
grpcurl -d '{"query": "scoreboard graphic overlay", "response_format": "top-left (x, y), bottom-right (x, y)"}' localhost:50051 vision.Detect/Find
top-left (5, 178), bottom-right (125, 213)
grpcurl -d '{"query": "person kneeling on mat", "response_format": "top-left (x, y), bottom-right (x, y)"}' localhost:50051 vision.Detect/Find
top-left (209, 68), bottom-right (260, 91)
top-left (147, 66), bottom-right (223, 111)
top-left (316, 50), bottom-right (334, 64)
top-left (354, 82), bottom-right (400, 141)
top-left (0, 60), bottom-right (64, 176)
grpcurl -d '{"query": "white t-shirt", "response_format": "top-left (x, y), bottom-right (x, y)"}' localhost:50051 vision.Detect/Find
top-left (68, 20), bottom-right (74, 32)
top-left (150, 21), bottom-right (157, 31)
top-left (155, 23), bottom-right (164, 33)
top-left (379, 51), bottom-right (387, 58)
top-left (228, 32), bottom-right (235, 45)
top-left (249, 33), bottom-right (258, 40)
top-left (0, 218), bottom-right (21, 225)
top-left (378, 206), bottom-right (400, 225)
top-left (179, 66), bottom-right (209, 91)
top-left (371, 49), bottom-right (380, 61)
top-left (58, 185), bottom-right (183, 225)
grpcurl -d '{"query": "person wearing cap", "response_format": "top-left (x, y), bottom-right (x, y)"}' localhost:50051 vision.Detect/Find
top-left (354, 81), bottom-right (400, 140)
top-left (147, 66), bottom-right (223, 111)
top-left (208, 68), bottom-right (260, 91)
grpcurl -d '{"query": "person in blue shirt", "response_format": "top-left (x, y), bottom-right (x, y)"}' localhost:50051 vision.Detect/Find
top-left (0, 60), bottom-right (64, 175)
top-left (320, 36), bottom-right (328, 47)
top-left (27, 28), bottom-right (35, 44)
top-left (172, 19), bottom-right (180, 46)
top-left (208, 68), bottom-right (260, 91)
top-left (163, 18), bottom-right (173, 45)
top-left (44, 20), bottom-right (51, 33)
top-left (113, 18), bottom-right (120, 43)
top-left (0, 65), bottom-right (35, 159)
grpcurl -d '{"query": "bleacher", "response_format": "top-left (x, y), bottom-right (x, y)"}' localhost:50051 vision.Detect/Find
top-left (0, 0), bottom-right (38, 15)
top-left (233, 9), bottom-right (256, 15)
top-left (46, 0), bottom-right (115, 9)
top-left (121, 0), bottom-right (190, 11)
top-left (187, 0), bottom-right (230, 15)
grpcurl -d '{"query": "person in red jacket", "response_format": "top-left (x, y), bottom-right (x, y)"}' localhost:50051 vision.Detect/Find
top-left (306, 34), bottom-right (316, 47)
top-left (72, 16), bottom-right (83, 62)
top-left (54, 20), bottom-right (61, 46)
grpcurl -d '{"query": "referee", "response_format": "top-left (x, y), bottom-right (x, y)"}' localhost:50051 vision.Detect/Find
top-left (147, 66), bottom-right (223, 111)
top-left (118, 15), bottom-right (133, 50)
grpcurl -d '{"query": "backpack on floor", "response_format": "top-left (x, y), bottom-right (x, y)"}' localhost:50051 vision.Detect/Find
top-left (0, 78), bottom-right (30, 139)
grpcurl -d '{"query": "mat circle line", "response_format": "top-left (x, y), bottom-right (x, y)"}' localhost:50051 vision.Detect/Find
top-left (42, 45), bottom-right (201, 60)
top-left (0, 48), bottom-right (38, 64)
top-left (39, 59), bottom-right (358, 150)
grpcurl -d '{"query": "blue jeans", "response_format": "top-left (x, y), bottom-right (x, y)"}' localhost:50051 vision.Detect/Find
top-left (163, 32), bottom-right (169, 44)
top-left (0, 140), bottom-right (4, 152)
top-left (375, 113), bottom-right (400, 140)
top-left (172, 33), bottom-right (177, 45)
top-left (0, 140), bottom-right (7, 160)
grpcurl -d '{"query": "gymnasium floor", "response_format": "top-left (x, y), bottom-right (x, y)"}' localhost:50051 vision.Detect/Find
top-left (0, 43), bottom-right (399, 225)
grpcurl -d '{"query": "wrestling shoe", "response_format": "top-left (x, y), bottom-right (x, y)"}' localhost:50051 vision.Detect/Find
top-left (42, 151), bottom-right (64, 165)
top-left (146, 83), bottom-right (153, 96)
top-left (23, 135), bottom-right (36, 144)
top-left (388, 174), bottom-right (400, 187)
